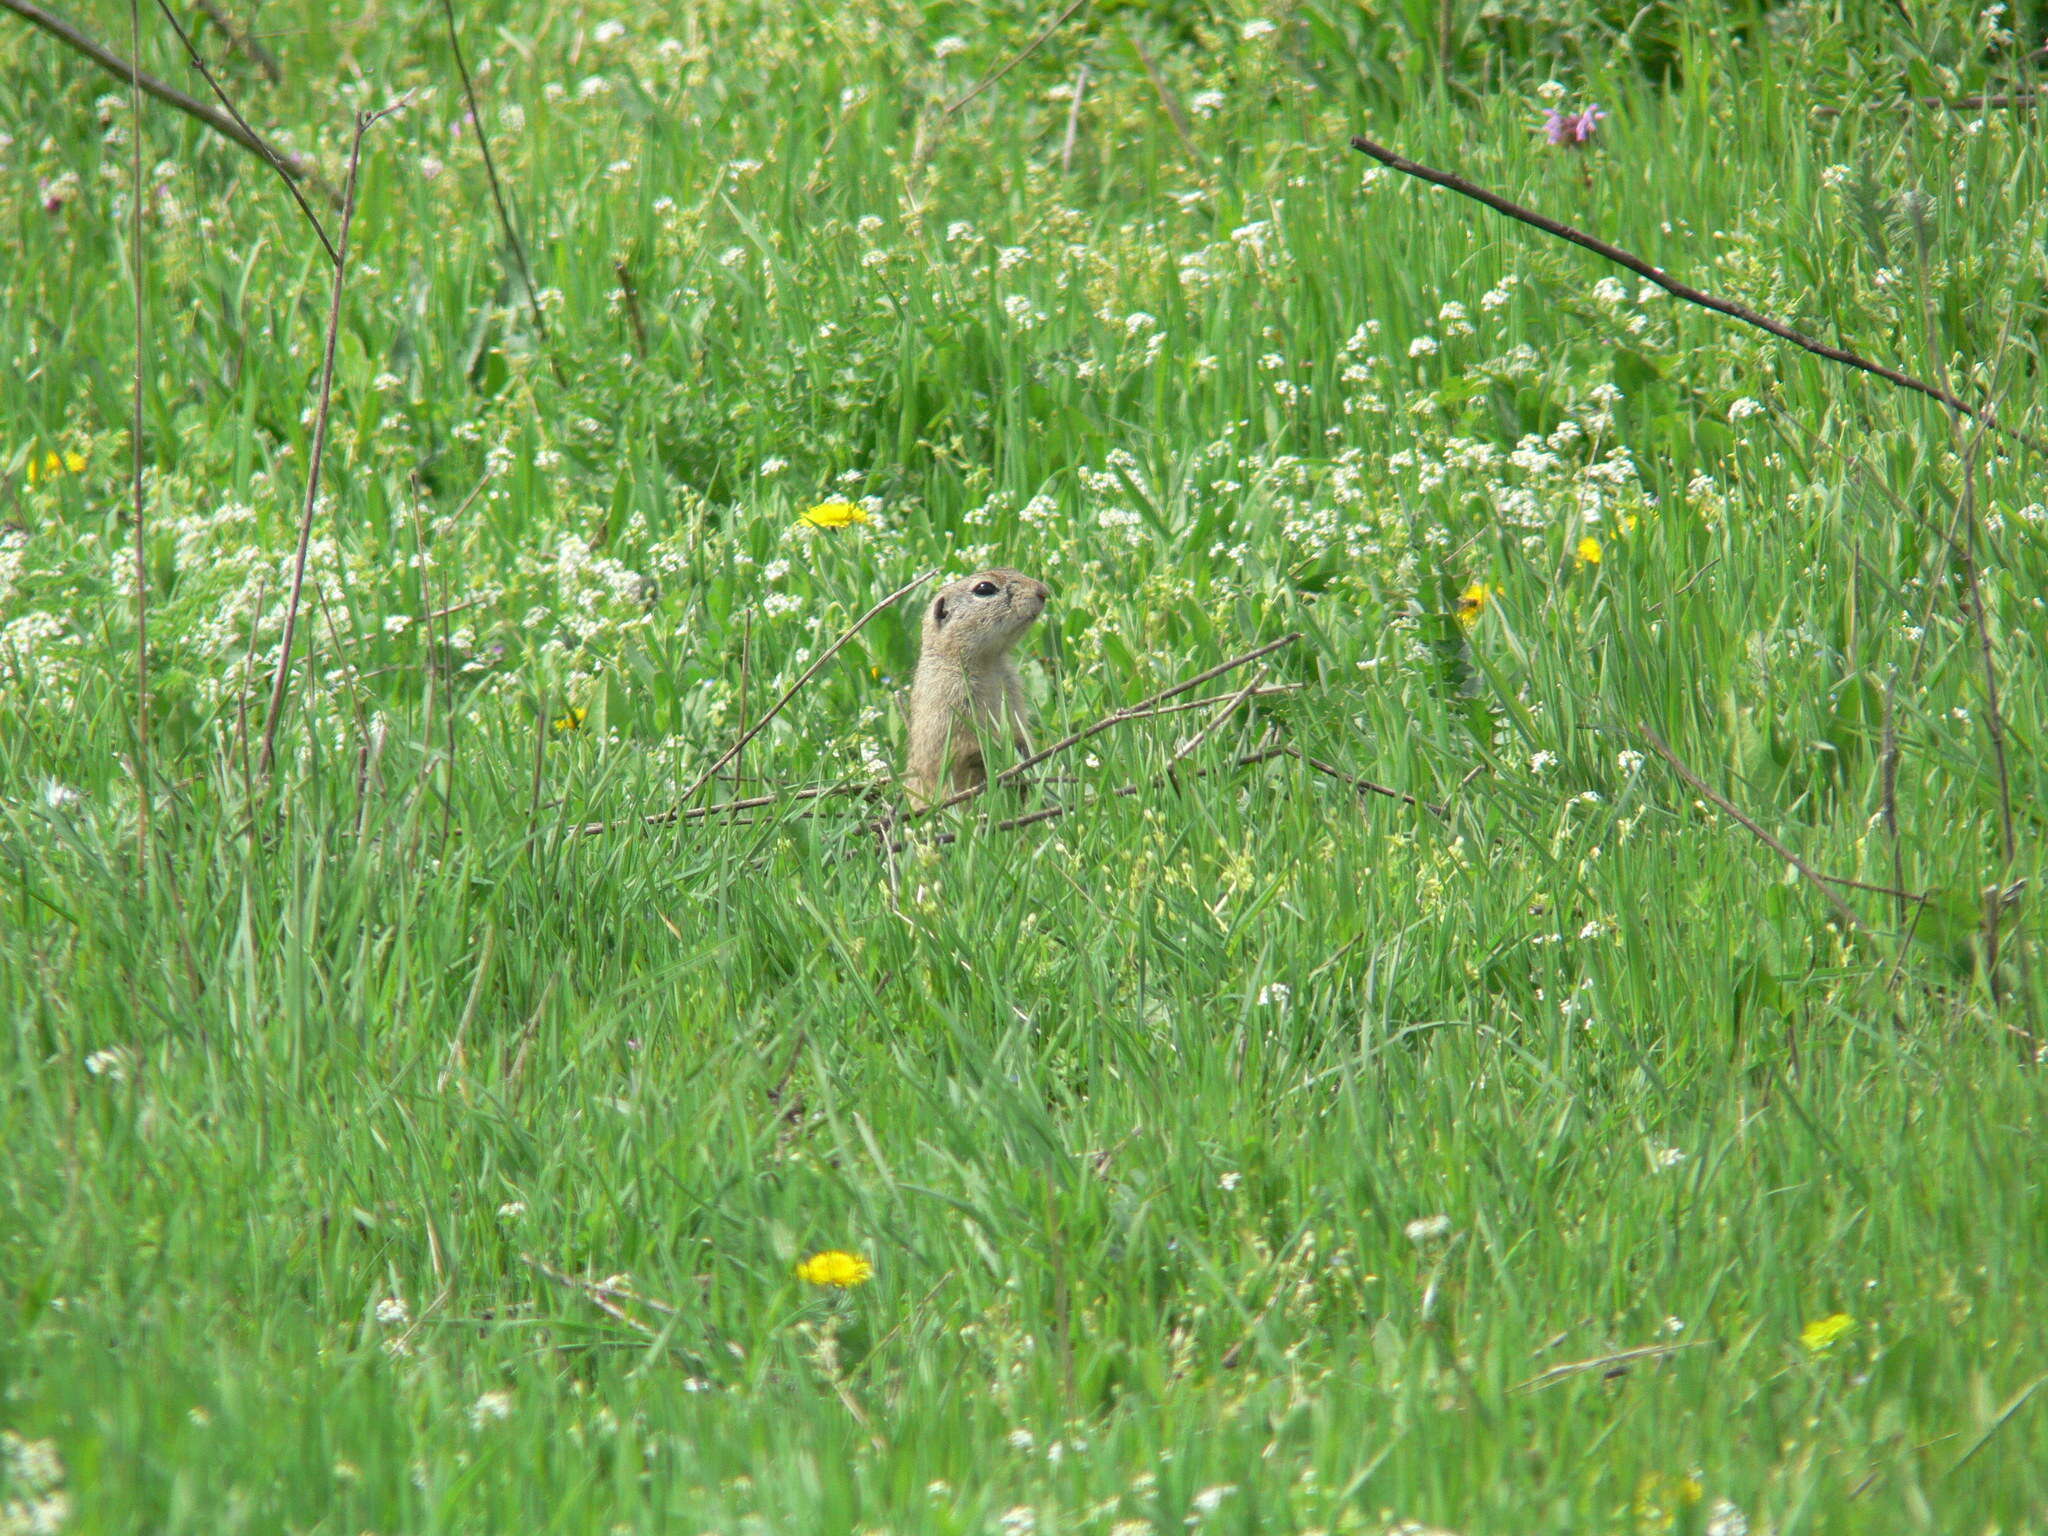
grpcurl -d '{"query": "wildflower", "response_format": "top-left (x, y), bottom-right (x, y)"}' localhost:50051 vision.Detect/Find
top-left (933, 34), bottom-right (968, 58)
top-left (1240, 18), bottom-right (1277, 39)
top-left (801, 499), bottom-right (870, 528)
top-left (1218, 1171), bottom-right (1241, 1192)
top-left (1536, 79), bottom-right (1568, 103)
top-left (375, 1296), bottom-right (410, 1326)
top-left (1543, 104), bottom-right (1607, 147)
top-left (1576, 536), bottom-right (1603, 567)
top-left (1190, 1485), bottom-right (1238, 1516)
top-left (1408, 334), bottom-right (1440, 358)
top-left (1798, 1312), bottom-right (1854, 1353)
top-left (469, 1390), bottom-right (514, 1427)
top-left (1256, 983), bottom-right (1291, 1007)
top-left (1455, 582), bottom-right (1494, 628)
top-left (1726, 397), bottom-right (1765, 422)
top-left (552, 706), bottom-right (588, 732)
top-left (1633, 1471), bottom-right (1704, 1530)
top-left (84, 1048), bottom-right (134, 1082)
top-left (496, 1200), bottom-right (527, 1219)
top-left (796, 1249), bottom-right (873, 1287)
top-left (1651, 1146), bottom-right (1685, 1169)
top-left (1190, 90), bottom-right (1226, 118)
top-left (1528, 750), bottom-right (1557, 773)
top-left (0, 1431), bottom-right (68, 1534)
top-left (23, 449), bottom-right (86, 486)
top-left (1007, 1428), bottom-right (1036, 1452)
top-left (1403, 1214), bottom-right (1453, 1244)
top-left (1617, 749), bottom-right (1645, 774)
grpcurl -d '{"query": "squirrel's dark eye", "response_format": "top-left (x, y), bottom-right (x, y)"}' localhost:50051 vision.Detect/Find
top-left (972, 580), bottom-right (1000, 596)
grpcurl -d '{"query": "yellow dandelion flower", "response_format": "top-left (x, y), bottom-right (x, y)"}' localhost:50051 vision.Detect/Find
top-left (1455, 582), bottom-right (1495, 628)
top-left (1799, 1312), bottom-right (1854, 1353)
top-left (23, 450), bottom-right (86, 486)
top-left (796, 1249), bottom-right (873, 1288)
top-left (1575, 536), bottom-right (1603, 567)
top-left (552, 706), bottom-right (588, 733)
top-left (1631, 1471), bottom-right (1704, 1533)
top-left (802, 499), bottom-right (870, 529)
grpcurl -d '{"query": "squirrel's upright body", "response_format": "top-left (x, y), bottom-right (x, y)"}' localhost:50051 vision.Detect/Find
top-left (903, 568), bottom-right (1051, 808)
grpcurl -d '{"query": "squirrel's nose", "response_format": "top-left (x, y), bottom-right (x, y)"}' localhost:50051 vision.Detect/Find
top-left (1031, 580), bottom-right (1051, 602)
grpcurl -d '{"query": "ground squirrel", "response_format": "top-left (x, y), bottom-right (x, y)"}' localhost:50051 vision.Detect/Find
top-left (903, 568), bottom-right (1052, 808)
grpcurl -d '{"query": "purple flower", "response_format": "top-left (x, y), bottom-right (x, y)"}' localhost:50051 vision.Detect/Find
top-left (1543, 104), bottom-right (1607, 147)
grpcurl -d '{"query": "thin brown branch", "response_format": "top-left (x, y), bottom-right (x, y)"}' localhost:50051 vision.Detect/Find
top-left (151, 0), bottom-right (335, 262)
top-left (1166, 666), bottom-right (1268, 774)
top-left (1637, 722), bottom-right (1871, 935)
top-left (614, 257), bottom-right (649, 358)
top-left (1812, 85), bottom-right (2048, 116)
top-left (2, 0), bottom-right (317, 184)
top-left (944, 0), bottom-right (1091, 116)
top-left (1346, 134), bottom-right (2046, 456)
top-left (500, 969), bottom-right (558, 1104)
top-left (191, 0), bottom-right (277, 81)
top-left (1059, 60), bottom-right (1089, 174)
top-left (678, 572), bottom-right (937, 805)
top-left (439, 0), bottom-right (563, 385)
top-left (1128, 21), bottom-right (1202, 166)
top-left (436, 925), bottom-right (497, 1095)
top-left (921, 631), bottom-right (1303, 815)
top-left (521, 1254), bottom-right (662, 1336)
top-left (128, 0), bottom-right (149, 863)
top-left (1514, 1339), bottom-right (1707, 1392)
top-left (257, 106), bottom-right (392, 779)
top-left (1291, 748), bottom-right (1444, 816)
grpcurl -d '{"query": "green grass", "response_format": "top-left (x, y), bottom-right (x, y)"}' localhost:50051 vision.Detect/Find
top-left (3, 1), bottom-right (2047, 1531)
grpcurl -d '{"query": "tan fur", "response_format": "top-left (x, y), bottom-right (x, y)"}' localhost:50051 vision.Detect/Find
top-left (903, 568), bottom-right (1051, 808)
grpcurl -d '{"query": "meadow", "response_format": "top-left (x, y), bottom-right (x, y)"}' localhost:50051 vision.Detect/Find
top-left (2, 1), bottom-right (2046, 1531)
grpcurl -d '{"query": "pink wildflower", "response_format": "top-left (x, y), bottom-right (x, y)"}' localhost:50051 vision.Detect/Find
top-left (1543, 105), bottom-right (1607, 147)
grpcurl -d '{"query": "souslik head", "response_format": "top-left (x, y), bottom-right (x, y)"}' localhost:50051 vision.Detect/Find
top-left (926, 569), bottom-right (1052, 660)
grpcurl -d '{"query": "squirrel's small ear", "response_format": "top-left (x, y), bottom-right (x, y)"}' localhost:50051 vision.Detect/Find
top-left (931, 595), bottom-right (949, 627)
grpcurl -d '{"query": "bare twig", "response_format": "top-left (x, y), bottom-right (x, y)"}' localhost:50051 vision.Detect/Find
top-left (674, 572), bottom-right (936, 808)
top-left (614, 257), bottom-right (649, 358)
top-left (521, 1254), bottom-right (668, 1337)
top-left (438, 0), bottom-right (563, 385)
top-left (257, 105), bottom-right (396, 779)
top-left (573, 781), bottom-right (881, 837)
top-left (2, 0), bottom-right (317, 184)
top-left (128, 0), bottom-right (149, 863)
top-left (921, 631), bottom-right (1302, 815)
top-left (1346, 134), bottom-right (2046, 455)
top-left (1291, 748), bottom-right (1444, 816)
top-left (1128, 21), bottom-right (1202, 166)
top-left (1165, 666), bottom-right (1267, 774)
top-left (151, 0), bottom-right (336, 261)
top-left (1812, 86), bottom-right (2048, 116)
top-left (1514, 1339), bottom-right (1707, 1392)
top-left (1059, 60), bottom-right (1089, 174)
top-left (436, 925), bottom-right (497, 1095)
top-left (191, 0), bottom-right (277, 82)
top-left (733, 609), bottom-right (752, 794)
top-left (500, 969), bottom-right (558, 1104)
top-left (944, 0), bottom-right (1091, 116)
top-left (1637, 722), bottom-right (1870, 935)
